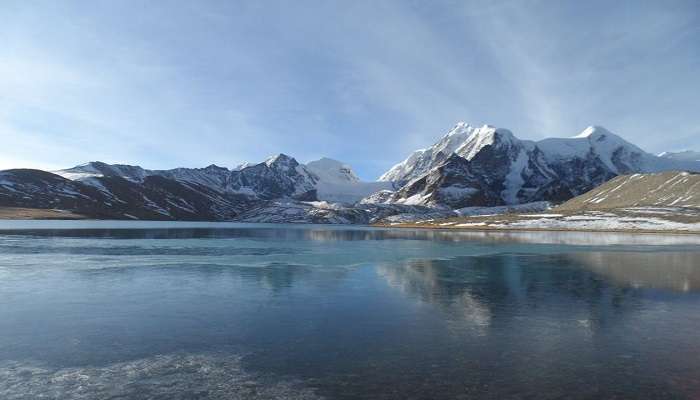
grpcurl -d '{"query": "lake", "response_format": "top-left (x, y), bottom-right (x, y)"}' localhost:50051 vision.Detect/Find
top-left (1, 221), bottom-right (699, 399)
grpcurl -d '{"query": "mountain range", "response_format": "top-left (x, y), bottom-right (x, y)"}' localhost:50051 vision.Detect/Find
top-left (374, 123), bottom-right (700, 208)
top-left (1, 122), bottom-right (698, 223)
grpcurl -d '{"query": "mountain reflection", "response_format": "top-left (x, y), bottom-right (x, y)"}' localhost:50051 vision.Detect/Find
top-left (6, 222), bottom-right (700, 246)
top-left (567, 251), bottom-right (700, 292)
top-left (5, 225), bottom-right (700, 246)
top-left (378, 250), bottom-right (700, 334)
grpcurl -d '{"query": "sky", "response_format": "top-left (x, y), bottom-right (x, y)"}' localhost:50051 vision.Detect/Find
top-left (1, 0), bottom-right (699, 180)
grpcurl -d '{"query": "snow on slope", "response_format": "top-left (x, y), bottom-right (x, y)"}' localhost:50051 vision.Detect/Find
top-left (493, 212), bottom-right (700, 232)
top-left (379, 122), bottom-right (477, 183)
top-left (306, 158), bottom-right (392, 204)
top-left (384, 123), bottom-right (700, 185)
top-left (306, 158), bottom-right (359, 183)
top-left (455, 125), bottom-right (523, 160)
top-left (55, 162), bottom-right (149, 182)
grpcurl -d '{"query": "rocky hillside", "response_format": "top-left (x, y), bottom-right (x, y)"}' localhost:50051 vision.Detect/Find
top-left (0, 169), bottom-right (252, 220)
top-left (555, 171), bottom-right (700, 211)
top-left (0, 164), bottom-right (425, 223)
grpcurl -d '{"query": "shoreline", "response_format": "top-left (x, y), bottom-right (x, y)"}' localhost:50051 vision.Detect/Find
top-left (0, 207), bottom-right (88, 220)
top-left (372, 223), bottom-right (700, 236)
top-left (1, 206), bottom-right (699, 236)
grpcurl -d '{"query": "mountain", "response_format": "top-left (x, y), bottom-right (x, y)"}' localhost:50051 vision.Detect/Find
top-left (0, 167), bottom-right (440, 223)
top-left (372, 123), bottom-right (700, 208)
top-left (379, 122), bottom-right (477, 183)
top-left (0, 154), bottom-right (406, 222)
top-left (659, 150), bottom-right (700, 162)
top-left (56, 155), bottom-right (391, 205)
top-left (55, 154), bottom-right (319, 201)
top-left (555, 171), bottom-right (700, 211)
top-left (4, 122), bottom-right (699, 223)
top-left (388, 154), bottom-right (499, 208)
top-left (306, 157), bottom-right (359, 183)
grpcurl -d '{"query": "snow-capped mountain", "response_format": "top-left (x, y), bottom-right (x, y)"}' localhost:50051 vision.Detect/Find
top-left (379, 122), bottom-right (476, 183)
top-left (372, 123), bottom-right (700, 208)
top-left (226, 154), bottom-right (318, 200)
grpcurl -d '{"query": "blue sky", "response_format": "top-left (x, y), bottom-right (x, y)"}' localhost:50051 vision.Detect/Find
top-left (1, 0), bottom-right (699, 179)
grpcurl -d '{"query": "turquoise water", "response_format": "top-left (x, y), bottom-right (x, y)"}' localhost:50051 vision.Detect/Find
top-left (1, 221), bottom-right (699, 399)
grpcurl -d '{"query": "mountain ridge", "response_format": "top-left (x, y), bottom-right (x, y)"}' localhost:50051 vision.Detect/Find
top-left (2, 121), bottom-right (699, 223)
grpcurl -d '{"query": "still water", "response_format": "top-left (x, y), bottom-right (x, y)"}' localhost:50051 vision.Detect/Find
top-left (1, 221), bottom-right (699, 399)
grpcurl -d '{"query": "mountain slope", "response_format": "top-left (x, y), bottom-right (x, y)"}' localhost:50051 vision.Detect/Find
top-left (0, 169), bottom-right (251, 220)
top-left (379, 122), bottom-right (477, 183)
top-left (306, 158), bottom-right (359, 183)
top-left (555, 171), bottom-right (700, 210)
top-left (55, 154), bottom-right (319, 201)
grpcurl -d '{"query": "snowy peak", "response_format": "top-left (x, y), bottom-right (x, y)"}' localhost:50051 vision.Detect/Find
top-left (576, 125), bottom-right (642, 152)
top-left (380, 123), bottom-right (520, 184)
top-left (573, 125), bottom-right (611, 138)
top-left (378, 122), bottom-right (482, 183)
top-left (539, 125), bottom-right (648, 170)
top-left (306, 158), bottom-right (360, 184)
top-left (233, 162), bottom-right (251, 171)
top-left (659, 150), bottom-right (700, 162)
top-left (433, 122), bottom-right (477, 154)
top-left (456, 125), bottom-right (519, 160)
top-left (264, 153), bottom-right (298, 170)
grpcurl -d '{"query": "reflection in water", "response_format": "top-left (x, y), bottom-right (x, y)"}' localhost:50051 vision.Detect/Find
top-left (378, 250), bottom-right (700, 337)
top-left (567, 251), bottom-right (700, 292)
top-left (374, 251), bottom-right (700, 398)
top-left (378, 258), bottom-right (494, 333)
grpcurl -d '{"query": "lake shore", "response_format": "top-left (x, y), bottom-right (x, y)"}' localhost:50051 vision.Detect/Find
top-left (3, 205), bottom-right (700, 235)
top-left (375, 207), bottom-right (700, 235)
top-left (0, 207), bottom-right (87, 220)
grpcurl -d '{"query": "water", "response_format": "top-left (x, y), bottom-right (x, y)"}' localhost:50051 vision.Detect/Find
top-left (1, 221), bottom-right (699, 399)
